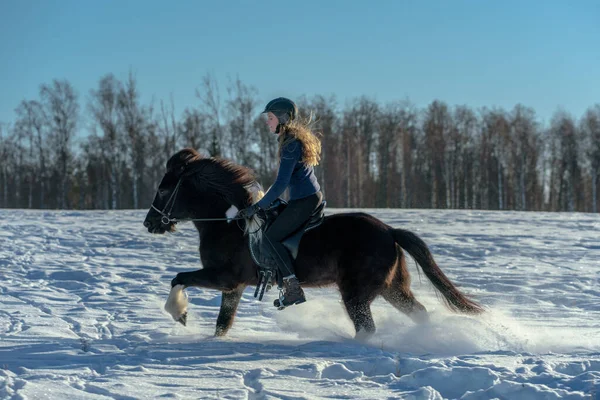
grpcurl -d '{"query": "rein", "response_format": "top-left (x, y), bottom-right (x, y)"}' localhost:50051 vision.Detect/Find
top-left (150, 205), bottom-right (244, 224)
top-left (150, 175), bottom-right (246, 225)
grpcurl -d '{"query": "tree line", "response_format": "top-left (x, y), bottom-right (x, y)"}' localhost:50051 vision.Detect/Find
top-left (1, 73), bottom-right (599, 212)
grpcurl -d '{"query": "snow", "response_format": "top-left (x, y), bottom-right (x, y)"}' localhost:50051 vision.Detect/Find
top-left (1, 208), bottom-right (599, 399)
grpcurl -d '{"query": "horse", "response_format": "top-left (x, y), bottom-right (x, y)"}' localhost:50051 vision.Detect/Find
top-left (143, 148), bottom-right (484, 338)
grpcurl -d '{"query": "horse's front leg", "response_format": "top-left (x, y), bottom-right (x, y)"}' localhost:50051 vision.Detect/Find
top-left (215, 286), bottom-right (245, 337)
top-left (165, 268), bottom-right (245, 334)
top-left (171, 268), bottom-right (238, 291)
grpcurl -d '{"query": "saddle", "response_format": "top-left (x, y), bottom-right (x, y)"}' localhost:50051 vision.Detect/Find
top-left (249, 198), bottom-right (326, 300)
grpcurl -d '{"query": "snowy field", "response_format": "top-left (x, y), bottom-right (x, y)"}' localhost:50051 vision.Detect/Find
top-left (0, 208), bottom-right (599, 399)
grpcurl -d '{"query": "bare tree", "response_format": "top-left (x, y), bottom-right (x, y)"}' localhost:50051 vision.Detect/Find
top-left (180, 108), bottom-right (209, 151)
top-left (80, 132), bottom-right (105, 209)
top-left (339, 97), bottom-right (379, 207)
top-left (477, 108), bottom-right (510, 210)
top-left (339, 108), bottom-right (358, 207)
top-left (452, 106), bottom-right (478, 209)
top-left (355, 97), bottom-right (379, 207)
top-left (549, 111), bottom-right (583, 211)
top-left (580, 105), bottom-right (600, 212)
top-left (491, 110), bottom-right (511, 210)
top-left (377, 101), bottom-right (417, 208)
top-left (306, 95), bottom-right (339, 205)
top-left (118, 72), bottom-right (149, 209)
top-left (196, 73), bottom-right (223, 157)
top-left (145, 110), bottom-right (166, 197)
top-left (89, 74), bottom-right (122, 209)
top-left (510, 105), bottom-right (541, 211)
top-left (226, 76), bottom-right (259, 167)
top-left (40, 80), bottom-right (79, 209)
top-left (423, 101), bottom-right (452, 208)
top-left (0, 123), bottom-right (16, 207)
top-left (395, 105), bottom-right (420, 208)
top-left (15, 101), bottom-right (47, 208)
top-left (158, 96), bottom-right (179, 160)
top-left (377, 104), bottom-right (400, 207)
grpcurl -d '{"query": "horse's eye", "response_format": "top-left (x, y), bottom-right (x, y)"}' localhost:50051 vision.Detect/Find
top-left (159, 189), bottom-right (169, 197)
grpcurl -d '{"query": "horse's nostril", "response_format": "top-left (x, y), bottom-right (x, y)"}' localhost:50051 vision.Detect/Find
top-left (143, 221), bottom-right (151, 228)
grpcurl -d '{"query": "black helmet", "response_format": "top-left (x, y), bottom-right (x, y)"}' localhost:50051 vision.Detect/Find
top-left (262, 97), bottom-right (298, 124)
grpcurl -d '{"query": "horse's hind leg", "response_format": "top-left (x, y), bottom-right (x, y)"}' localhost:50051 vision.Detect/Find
top-left (382, 247), bottom-right (429, 324)
top-left (341, 293), bottom-right (377, 339)
top-left (338, 253), bottom-right (391, 338)
top-left (215, 285), bottom-right (245, 337)
top-left (381, 287), bottom-right (428, 324)
top-left (337, 275), bottom-right (379, 338)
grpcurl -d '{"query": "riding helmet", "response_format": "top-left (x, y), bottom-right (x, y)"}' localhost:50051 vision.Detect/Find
top-left (262, 97), bottom-right (298, 125)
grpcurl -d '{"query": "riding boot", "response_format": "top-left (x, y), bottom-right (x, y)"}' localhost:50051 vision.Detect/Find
top-left (274, 275), bottom-right (306, 309)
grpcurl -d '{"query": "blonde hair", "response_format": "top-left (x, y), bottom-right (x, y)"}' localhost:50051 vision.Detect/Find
top-left (278, 114), bottom-right (321, 167)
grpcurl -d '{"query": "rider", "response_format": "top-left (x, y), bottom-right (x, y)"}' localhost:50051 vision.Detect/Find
top-left (238, 97), bottom-right (323, 309)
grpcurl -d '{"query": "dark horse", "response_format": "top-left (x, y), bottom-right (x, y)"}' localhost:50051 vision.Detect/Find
top-left (143, 148), bottom-right (483, 337)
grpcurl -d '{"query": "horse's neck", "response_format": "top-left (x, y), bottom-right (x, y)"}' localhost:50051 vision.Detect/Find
top-left (192, 201), bottom-right (242, 238)
top-left (194, 220), bottom-right (244, 253)
top-left (188, 188), bottom-right (249, 243)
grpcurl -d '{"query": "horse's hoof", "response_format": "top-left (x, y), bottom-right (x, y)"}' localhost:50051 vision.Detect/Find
top-left (165, 284), bottom-right (189, 325)
top-left (215, 327), bottom-right (227, 337)
top-left (354, 329), bottom-right (375, 342)
top-left (176, 312), bottom-right (187, 326)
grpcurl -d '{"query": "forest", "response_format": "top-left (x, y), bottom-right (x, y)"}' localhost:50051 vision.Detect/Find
top-left (1, 73), bottom-right (599, 212)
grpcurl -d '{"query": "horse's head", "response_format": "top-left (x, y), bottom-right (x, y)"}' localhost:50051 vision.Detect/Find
top-left (143, 148), bottom-right (261, 234)
top-left (143, 149), bottom-right (199, 234)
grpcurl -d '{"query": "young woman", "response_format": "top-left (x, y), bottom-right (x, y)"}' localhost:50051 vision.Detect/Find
top-left (238, 97), bottom-right (323, 309)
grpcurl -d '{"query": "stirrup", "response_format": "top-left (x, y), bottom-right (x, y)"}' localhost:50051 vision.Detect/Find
top-left (274, 288), bottom-right (285, 310)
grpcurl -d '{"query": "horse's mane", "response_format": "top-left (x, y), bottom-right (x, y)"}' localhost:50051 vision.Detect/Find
top-left (166, 148), bottom-right (261, 209)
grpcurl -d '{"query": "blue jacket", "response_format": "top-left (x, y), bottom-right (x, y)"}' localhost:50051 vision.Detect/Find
top-left (257, 139), bottom-right (321, 209)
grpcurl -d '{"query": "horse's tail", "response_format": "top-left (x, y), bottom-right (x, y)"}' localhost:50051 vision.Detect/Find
top-left (391, 228), bottom-right (484, 314)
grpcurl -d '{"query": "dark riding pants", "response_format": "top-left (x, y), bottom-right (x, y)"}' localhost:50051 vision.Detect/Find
top-left (263, 192), bottom-right (322, 278)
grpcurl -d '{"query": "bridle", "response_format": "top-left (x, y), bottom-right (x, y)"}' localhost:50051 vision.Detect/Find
top-left (150, 173), bottom-right (245, 225)
top-left (150, 176), bottom-right (184, 225)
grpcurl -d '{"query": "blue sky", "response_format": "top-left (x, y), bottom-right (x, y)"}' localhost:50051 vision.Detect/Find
top-left (1, 0), bottom-right (599, 128)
